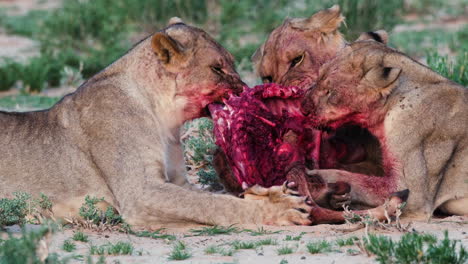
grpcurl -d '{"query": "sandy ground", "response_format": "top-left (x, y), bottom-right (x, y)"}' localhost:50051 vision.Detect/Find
top-left (0, 0), bottom-right (60, 15)
top-left (0, 0), bottom-right (53, 63)
top-left (4, 216), bottom-right (465, 263)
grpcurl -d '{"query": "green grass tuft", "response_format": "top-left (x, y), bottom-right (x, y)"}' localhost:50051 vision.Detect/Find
top-left (427, 51), bottom-right (467, 86)
top-left (244, 227), bottom-right (282, 236)
top-left (190, 225), bottom-right (239, 236)
top-left (204, 245), bottom-right (235, 256)
top-left (0, 224), bottom-right (69, 263)
top-left (277, 245), bottom-right (295, 255)
top-left (232, 240), bottom-right (256, 250)
top-left (90, 241), bottom-right (134, 256)
top-left (0, 59), bottom-right (21, 91)
top-left (336, 236), bottom-right (358, 247)
top-left (204, 245), bottom-right (219, 254)
top-left (256, 238), bottom-right (278, 246)
top-left (285, 232), bottom-right (305, 241)
top-left (306, 240), bottom-right (333, 254)
top-left (134, 229), bottom-right (176, 240)
top-left (79, 195), bottom-right (124, 226)
top-left (62, 239), bottom-right (76, 252)
top-left (0, 192), bottom-right (30, 227)
top-left (72, 231), bottom-right (89, 243)
top-left (364, 231), bottom-right (467, 264)
top-left (168, 241), bottom-right (192, 261)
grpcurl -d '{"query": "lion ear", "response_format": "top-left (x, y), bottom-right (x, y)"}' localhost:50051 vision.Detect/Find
top-left (365, 66), bottom-right (402, 96)
top-left (251, 43), bottom-right (265, 71)
top-left (290, 5), bottom-right (344, 34)
top-left (357, 30), bottom-right (389, 44)
top-left (151, 33), bottom-right (185, 64)
top-left (167, 17), bottom-right (184, 26)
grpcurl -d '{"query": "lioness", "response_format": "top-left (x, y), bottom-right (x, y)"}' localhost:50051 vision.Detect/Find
top-left (251, 5), bottom-right (385, 177)
top-left (215, 5), bottom-right (382, 208)
top-left (0, 21), bottom-right (313, 227)
top-left (301, 39), bottom-right (468, 218)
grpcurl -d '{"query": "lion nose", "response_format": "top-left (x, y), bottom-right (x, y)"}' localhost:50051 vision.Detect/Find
top-left (231, 77), bottom-right (246, 95)
top-left (301, 88), bottom-right (315, 116)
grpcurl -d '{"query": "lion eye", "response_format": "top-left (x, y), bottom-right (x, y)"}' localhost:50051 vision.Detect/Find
top-left (211, 65), bottom-right (224, 75)
top-left (262, 76), bottom-right (273, 84)
top-left (290, 54), bottom-right (304, 68)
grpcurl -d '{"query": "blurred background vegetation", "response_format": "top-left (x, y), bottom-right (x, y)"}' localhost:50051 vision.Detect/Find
top-left (0, 0), bottom-right (466, 188)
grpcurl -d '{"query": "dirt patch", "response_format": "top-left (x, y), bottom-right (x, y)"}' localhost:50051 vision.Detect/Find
top-left (0, 0), bottom-right (61, 15)
top-left (6, 216), bottom-right (463, 263)
top-left (0, 33), bottom-right (39, 63)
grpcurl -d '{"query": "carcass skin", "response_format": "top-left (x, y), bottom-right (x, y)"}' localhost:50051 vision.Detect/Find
top-left (209, 84), bottom-right (316, 188)
top-left (209, 84), bottom-right (408, 224)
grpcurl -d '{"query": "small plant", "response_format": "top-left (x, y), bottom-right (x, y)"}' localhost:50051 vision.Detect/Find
top-left (364, 234), bottom-right (394, 263)
top-left (79, 195), bottom-right (124, 226)
top-left (168, 241), bottom-right (191, 261)
top-left (90, 241), bottom-right (134, 256)
top-left (427, 51), bottom-right (467, 86)
top-left (36, 193), bottom-right (53, 211)
top-left (232, 240), bottom-right (256, 250)
top-left (364, 231), bottom-right (467, 264)
top-left (220, 248), bottom-right (235, 256)
top-left (279, 259), bottom-right (288, 264)
top-left (285, 232), bottom-right (305, 241)
top-left (0, 59), bottom-right (21, 91)
top-left (73, 231), bottom-right (89, 242)
top-left (60, 64), bottom-right (84, 87)
top-left (0, 224), bottom-right (68, 263)
top-left (204, 245), bottom-right (219, 254)
top-left (256, 238), bottom-right (278, 246)
top-left (347, 248), bottom-right (361, 255)
top-left (89, 245), bottom-right (106, 256)
top-left (0, 192), bottom-right (30, 227)
top-left (182, 118), bottom-right (222, 190)
top-left (277, 245), bottom-right (295, 255)
top-left (190, 225), bottom-right (239, 236)
top-left (244, 227), bottom-right (282, 236)
top-left (107, 241), bottom-right (133, 255)
top-left (307, 240), bottom-right (333, 254)
top-left (336, 236), bottom-right (358, 247)
top-left (204, 245), bottom-right (235, 256)
top-left (134, 229), bottom-right (176, 240)
top-left (79, 196), bottom-right (104, 224)
top-left (63, 239), bottom-right (76, 252)
top-left (425, 232), bottom-right (467, 264)
top-left (20, 56), bottom-right (51, 92)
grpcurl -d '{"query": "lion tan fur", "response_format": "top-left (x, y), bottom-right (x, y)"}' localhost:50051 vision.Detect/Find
top-left (0, 22), bottom-right (312, 227)
top-left (302, 40), bottom-right (468, 218)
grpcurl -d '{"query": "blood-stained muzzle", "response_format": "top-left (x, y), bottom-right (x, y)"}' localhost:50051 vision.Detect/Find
top-left (300, 86), bottom-right (317, 116)
top-left (225, 73), bottom-right (246, 96)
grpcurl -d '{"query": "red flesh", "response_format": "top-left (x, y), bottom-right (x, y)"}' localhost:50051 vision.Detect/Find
top-left (209, 84), bottom-right (406, 224)
top-left (209, 84), bottom-right (321, 187)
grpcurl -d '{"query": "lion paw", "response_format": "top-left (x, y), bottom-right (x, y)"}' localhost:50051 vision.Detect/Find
top-left (242, 181), bottom-right (313, 226)
top-left (327, 181), bottom-right (352, 210)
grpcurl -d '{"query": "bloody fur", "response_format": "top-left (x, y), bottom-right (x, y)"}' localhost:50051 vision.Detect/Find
top-left (209, 83), bottom-right (407, 224)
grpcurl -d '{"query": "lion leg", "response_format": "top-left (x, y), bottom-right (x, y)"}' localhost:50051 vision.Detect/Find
top-left (277, 166), bottom-right (408, 224)
top-left (438, 197), bottom-right (468, 216)
top-left (308, 189), bottom-right (409, 224)
top-left (306, 169), bottom-right (395, 207)
top-left (285, 164), bottom-right (351, 210)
